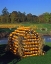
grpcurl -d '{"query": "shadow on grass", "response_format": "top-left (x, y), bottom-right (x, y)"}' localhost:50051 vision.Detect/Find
top-left (43, 45), bottom-right (51, 52)
top-left (0, 44), bottom-right (51, 64)
top-left (0, 44), bottom-right (21, 64)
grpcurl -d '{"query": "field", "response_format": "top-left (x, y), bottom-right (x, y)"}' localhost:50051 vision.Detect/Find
top-left (0, 23), bottom-right (51, 64)
top-left (0, 42), bottom-right (51, 64)
top-left (0, 23), bottom-right (51, 34)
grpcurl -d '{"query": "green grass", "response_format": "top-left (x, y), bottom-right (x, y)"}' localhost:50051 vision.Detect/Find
top-left (45, 42), bottom-right (51, 47)
top-left (21, 23), bottom-right (51, 34)
top-left (0, 28), bottom-right (16, 32)
top-left (0, 23), bottom-right (51, 34)
top-left (0, 42), bottom-right (51, 64)
top-left (17, 52), bottom-right (51, 64)
top-left (0, 23), bottom-right (51, 64)
top-left (17, 42), bottom-right (51, 64)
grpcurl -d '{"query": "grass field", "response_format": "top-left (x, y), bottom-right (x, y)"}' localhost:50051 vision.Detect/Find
top-left (0, 23), bottom-right (51, 64)
top-left (0, 42), bottom-right (51, 64)
top-left (0, 23), bottom-right (51, 34)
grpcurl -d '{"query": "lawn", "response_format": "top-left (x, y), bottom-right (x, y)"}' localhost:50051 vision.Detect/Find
top-left (17, 42), bottom-right (51, 64)
top-left (0, 42), bottom-right (51, 64)
top-left (0, 23), bottom-right (51, 64)
top-left (0, 23), bottom-right (51, 34)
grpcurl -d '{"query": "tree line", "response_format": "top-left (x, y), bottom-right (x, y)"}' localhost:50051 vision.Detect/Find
top-left (0, 7), bottom-right (51, 24)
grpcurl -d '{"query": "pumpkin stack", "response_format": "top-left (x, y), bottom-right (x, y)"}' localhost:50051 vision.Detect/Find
top-left (6, 26), bottom-right (44, 57)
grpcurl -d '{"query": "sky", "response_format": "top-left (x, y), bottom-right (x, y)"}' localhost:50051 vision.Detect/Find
top-left (0, 0), bottom-right (51, 16)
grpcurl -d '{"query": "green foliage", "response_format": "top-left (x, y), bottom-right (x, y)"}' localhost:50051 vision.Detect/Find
top-left (0, 7), bottom-right (51, 24)
top-left (0, 7), bottom-right (9, 23)
top-left (43, 12), bottom-right (50, 23)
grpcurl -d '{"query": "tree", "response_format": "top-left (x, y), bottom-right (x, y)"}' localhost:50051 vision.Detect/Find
top-left (21, 12), bottom-right (26, 22)
top-left (32, 15), bottom-right (39, 23)
top-left (17, 11), bottom-right (26, 22)
top-left (18, 11), bottom-right (23, 22)
top-left (49, 13), bottom-right (51, 23)
top-left (42, 12), bottom-right (50, 23)
top-left (2, 7), bottom-right (9, 16)
top-left (38, 15), bottom-right (45, 23)
top-left (1, 7), bottom-right (9, 23)
top-left (27, 13), bottom-right (33, 22)
top-left (1, 15), bottom-right (6, 23)
top-left (10, 11), bottom-right (18, 23)
top-left (0, 15), bottom-right (1, 23)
